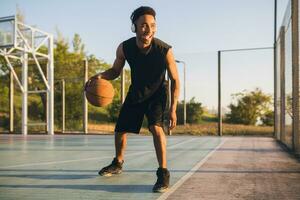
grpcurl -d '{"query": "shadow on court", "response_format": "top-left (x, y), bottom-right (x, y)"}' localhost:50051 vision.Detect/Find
top-left (0, 184), bottom-right (153, 193)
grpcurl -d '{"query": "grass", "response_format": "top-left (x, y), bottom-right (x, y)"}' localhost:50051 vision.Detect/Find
top-left (86, 122), bottom-right (273, 136)
top-left (87, 123), bottom-right (149, 134)
top-left (0, 106), bottom-right (273, 136)
top-left (0, 110), bottom-right (273, 136)
top-left (171, 123), bottom-right (273, 136)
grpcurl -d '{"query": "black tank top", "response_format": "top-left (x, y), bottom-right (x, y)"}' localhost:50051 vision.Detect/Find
top-left (122, 37), bottom-right (171, 104)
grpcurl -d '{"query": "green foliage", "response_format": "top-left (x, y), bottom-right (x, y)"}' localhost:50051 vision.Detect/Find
top-left (107, 99), bottom-right (122, 122)
top-left (54, 37), bottom-right (85, 80)
top-left (88, 107), bottom-right (109, 123)
top-left (0, 81), bottom-right (9, 113)
top-left (226, 88), bottom-right (273, 126)
top-left (0, 56), bottom-right (10, 76)
top-left (286, 93), bottom-right (293, 118)
top-left (28, 98), bottom-right (45, 121)
top-left (177, 97), bottom-right (204, 124)
top-left (0, 25), bottom-right (135, 132)
top-left (0, 61), bottom-right (10, 130)
top-left (200, 109), bottom-right (218, 123)
top-left (0, 30), bottom-right (122, 131)
top-left (105, 69), bottom-right (131, 123)
top-left (72, 33), bottom-right (85, 54)
top-left (86, 54), bottom-right (110, 76)
top-left (52, 34), bottom-right (85, 130)
top-left (261, 110), bottom-right (274, 126)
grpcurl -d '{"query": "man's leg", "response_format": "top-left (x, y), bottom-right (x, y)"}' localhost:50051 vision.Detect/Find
top-left (149, 125), bottom-right (167, 168)
top-left (150, 125), bottom-right (170, 193)
top-left (115, 132), bottom-right (127, 162)
top-left (98, 132), bottom-right (127, 177)
top-left (99, 94), bottom-right (145, 177)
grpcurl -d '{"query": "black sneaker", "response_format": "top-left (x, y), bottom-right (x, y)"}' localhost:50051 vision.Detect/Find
top-left (98, 158), bottom-right (123, 177)
top-left (152, 167), bottom-right (170, 193)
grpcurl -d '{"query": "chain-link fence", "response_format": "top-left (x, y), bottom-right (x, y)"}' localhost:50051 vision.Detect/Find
top-left (218, 48), bottom-right (274, 136)
top-left (275, 0), bottom-right (300, 153)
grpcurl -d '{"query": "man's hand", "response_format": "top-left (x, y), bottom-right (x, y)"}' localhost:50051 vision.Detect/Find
top-left (169, 110), bottom-right (177, 130)
top-left (165, 49), bottom-right (180, 130)
top-left (91, 73), bottom-right (101, 80)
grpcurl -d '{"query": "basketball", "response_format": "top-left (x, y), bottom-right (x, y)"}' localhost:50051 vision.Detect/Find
top-left (85, 78), bottom-right (114, 107)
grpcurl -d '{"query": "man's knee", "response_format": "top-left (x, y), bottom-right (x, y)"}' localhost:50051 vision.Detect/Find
top-left (149, 125), bottom-right (164, 137)
top-left (115, 132), bottom-right (127, 138)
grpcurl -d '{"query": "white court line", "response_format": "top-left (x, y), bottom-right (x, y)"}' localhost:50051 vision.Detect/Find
top-left (0, 137), bottom-right (197, 169)
top-left (157, 138), bottom-right (228, 200)
top-left (0, 151), bottom-right (150, 169)
top-left (168, 138), bottom-right (197, 150)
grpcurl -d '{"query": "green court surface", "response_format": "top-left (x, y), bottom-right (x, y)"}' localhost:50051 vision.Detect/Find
top-left (0, 134), bottom-right (222, 200)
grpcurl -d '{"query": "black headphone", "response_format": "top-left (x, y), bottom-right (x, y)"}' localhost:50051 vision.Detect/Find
top-left (131, 23), bottom-right (136, 33)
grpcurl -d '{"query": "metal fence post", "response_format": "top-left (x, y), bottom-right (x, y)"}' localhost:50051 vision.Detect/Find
top-left (9, 70), bottom-right (14, 133)
top-left (83, 59), bottom-right (88, 134)
top-left (121, 69), bottom-right (125, 103)
top-left (280, 26), bottom-right (286, 143)
top-left (218, 51), bottom-right (222, 136)
top-left (62, 79), bottom-right (65, 133)
top-left (292, 0), bottom-right (299, 153)
top-left (274, 0), bottom-right (278, 138)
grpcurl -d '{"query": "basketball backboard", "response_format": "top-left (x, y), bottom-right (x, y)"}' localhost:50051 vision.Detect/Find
top-left (0, 16), bottom-right (15, 48)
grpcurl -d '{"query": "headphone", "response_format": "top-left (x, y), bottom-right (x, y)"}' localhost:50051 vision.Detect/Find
top-left (131, 23), bottom-right (136, 33)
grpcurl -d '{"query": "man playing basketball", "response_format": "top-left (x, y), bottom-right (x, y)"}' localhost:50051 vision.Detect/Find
top-left (91, 6), bottom-right (180, 193)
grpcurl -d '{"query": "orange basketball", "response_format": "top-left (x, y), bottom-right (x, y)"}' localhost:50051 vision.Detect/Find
top-left (85, 78), bottom-right (114, 107)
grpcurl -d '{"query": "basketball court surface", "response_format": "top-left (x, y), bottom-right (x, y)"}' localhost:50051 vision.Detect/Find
top-left (0, 134), bottom-right (222, 199)
top-left (1, 134), bottom-right (300, 200)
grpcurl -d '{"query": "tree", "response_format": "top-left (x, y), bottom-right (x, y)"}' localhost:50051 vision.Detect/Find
top-left (0, 23), bottom-right (127, 130)
top-left (107, 99), bottom-right (121, 122)
top-left (226, 88), bottom-right (273, 125)
top-left (72, 33), bottom-right (85, 54)
top-left (177, 97), bottom-right (204, 124)
top-left (106, 68), bottom-right (132, 122)
top-left (16, 4), bottom-right (25, 23)
top-left (286, 93), bottom-right (293, 118)
top-left (261, 110), bottom-right (274, 126)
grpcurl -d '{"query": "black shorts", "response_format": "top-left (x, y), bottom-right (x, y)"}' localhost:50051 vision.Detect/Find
top-left (115, 86), bottom-right (167, 134)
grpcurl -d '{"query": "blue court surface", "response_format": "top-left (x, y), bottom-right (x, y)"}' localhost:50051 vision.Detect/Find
top-left (0, 134), bottom-right (223, 200)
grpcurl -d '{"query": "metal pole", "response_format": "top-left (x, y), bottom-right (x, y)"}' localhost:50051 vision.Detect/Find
top-left (292, 0), bottom-right (299, 153)
top-left (274, 0), bottom-right (278, 138)
top-left (280, 27), bottom-right (286, 142)
top-left (219, 47), bottom-right (273, 52)
top-left (21, 50), bottom-right (28, 135)
top-left (48, 35), bottom-right (54, 135)
top-left (9, 70), bottom-right (14, 133)
top-left (45, 62), bottom-right (48, 134)
top-left (218, 51), bottom-right (222, 136)
top-left (274, 0), bottom-right (277, 53)
top-left (168, 74), bottom-right (172, 136)
top-left (83, 59), bottom-right (88, 134)
top-left (175, 60), bottom-right (187, 125)
top-left (121, 68), bottom-right (125, 103)
top-left (62, 79), bottom-right (65, 134)
top-left (183, 62), bottom-right (186, 126)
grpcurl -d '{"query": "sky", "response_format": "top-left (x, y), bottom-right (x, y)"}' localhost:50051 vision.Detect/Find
top-left (0, 0), bottom-right (289, 111)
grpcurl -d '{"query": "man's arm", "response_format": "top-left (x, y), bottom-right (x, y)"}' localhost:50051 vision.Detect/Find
top-left (92, 43), bottom-right (126, 80)
top-left (165, 48), bottom-right (180, 130)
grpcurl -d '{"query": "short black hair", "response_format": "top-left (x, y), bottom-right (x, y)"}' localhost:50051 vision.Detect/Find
top-left (130, 6), bottom-right (156, 24)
